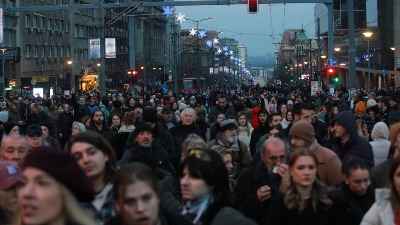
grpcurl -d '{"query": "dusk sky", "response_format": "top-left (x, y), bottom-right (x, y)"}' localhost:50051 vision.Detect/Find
top-left (176, 3), bottom-right (316, 56)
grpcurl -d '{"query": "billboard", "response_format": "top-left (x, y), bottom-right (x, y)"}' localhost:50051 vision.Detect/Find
top-left (89, 39), bottom-right (100, 59)
top-left (105, 38), bottom-right (116, 58)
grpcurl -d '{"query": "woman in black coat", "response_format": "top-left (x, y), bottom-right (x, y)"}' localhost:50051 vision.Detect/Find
top-left (329, 157), bottom-right (375, 225)
top-left (266, 148), bottom-right (339, 225)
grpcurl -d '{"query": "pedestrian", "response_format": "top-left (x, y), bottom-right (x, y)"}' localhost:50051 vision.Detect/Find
top-left (266, 148), bottom-right (339, 225)
top-left (105, 163), bottom-right (190, 225)
top-left (15, 146), bottom-right (96, 225)
top-left (68, 131), bottom-right (117, 224)
top-left (180, 150), bottom-right (257, 225)
top-left (361, 156), bottom-right (400, 225)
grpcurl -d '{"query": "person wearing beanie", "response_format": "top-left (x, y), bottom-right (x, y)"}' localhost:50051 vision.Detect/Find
top-left (119, 123), bottom-right (176, 180)
top-left (331, 111), bottom-right (374, 168)
top-left (355, 101), bottom-right (367, 118)
top-left (369, 122), bottom-right (391, 166)
top-left (67, 131), bottom-right (118, 224)
top-left (366, 99), bottom-right (377, 109)
top-left (15, 147), bottom-right (96, 225)
top-left (208, 119), bottom-right (251, 179)
top-left (124, 108), bottom-right (176, 166)
top-left (2, 121), bottom-right (19, 136)
top-left (289, 121), bottom-right (343, 187)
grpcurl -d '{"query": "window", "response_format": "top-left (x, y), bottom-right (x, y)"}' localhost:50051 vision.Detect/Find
top-left (32, 16), bottom-right (37, 28)
top-left (54, 46), bottom-right (58, 58)
top-left (60, 46), bottom-right (64, 58)
top-left (59, 20), bottom-right (63, 31)
top-left (66, 21), bottom-right (70, 32)
top-left (34, 45), bottom-right (39, 58)
top-left (41, 46), bottom-right (46, 58)
top-left (66, 46), bottom-right (70, 57)
top-left (25, 14), bottom-right (31, 27)
top-left (53, 19), bottom-right (58, 31)
top-left (47, 18), bottom-right (51, 30)
top-left (48, 45), bottom-right (52, 57)
top-left (26, 45), bottom-right (31, 58)
top-left (39, 17), bottom-right (45, 29)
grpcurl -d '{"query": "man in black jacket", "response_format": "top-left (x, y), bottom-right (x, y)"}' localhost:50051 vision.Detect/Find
top-left (233, 137), bottom-right (287, 225)
top-left (249, 109), bottom-right (270, 156)
top-left (56, 104), bottom-right (73, 148)
top-left (331, 111), bottom-right (374, 167)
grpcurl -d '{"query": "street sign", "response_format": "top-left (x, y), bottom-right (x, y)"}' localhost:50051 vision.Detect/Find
top-left (34, 77), bottom-right (49, 82)
top-left (383, 68), bottom-right (387, 77)
top-left (327, 57), bottom-right (338, 67)
top-left (162, 85), bottom-right (168, 94)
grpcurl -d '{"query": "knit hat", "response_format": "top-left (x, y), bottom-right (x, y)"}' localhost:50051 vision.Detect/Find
top-left (21, 147), bottom-right (94, 202)
top-left (287, 100), bottom-right (293, 105)
top-left (289, 120), bottom-right (315, 144)
top-left (367, 99), bottom-right (377, 109)
top-left (142, 108), bottom-right (158, 123)
top-left (354, 101), bottom-right (366, 114)
top-left (2, 121), bottom-right (18, 135)
top-left (179, 102), bottom-right (187, 111)
top-left (0, 161), bottom-right (21, 190)
top-left (132, 123), bottom-right (153, 139)
top-left (371, 122), bottom-right (389, 141)
top-left (220, 119), bottom-right (237, 132)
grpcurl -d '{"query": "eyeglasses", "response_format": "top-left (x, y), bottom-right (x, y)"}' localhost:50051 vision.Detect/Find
top-left (187, 149), bottom-right (211, 162)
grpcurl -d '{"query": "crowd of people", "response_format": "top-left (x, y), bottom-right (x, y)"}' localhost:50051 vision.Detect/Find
top-left (0, 84), bottom-right (400, 225)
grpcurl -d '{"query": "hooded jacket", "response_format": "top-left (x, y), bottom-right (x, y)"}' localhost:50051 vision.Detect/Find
top-left (331, 111), bottom-right (374, 167)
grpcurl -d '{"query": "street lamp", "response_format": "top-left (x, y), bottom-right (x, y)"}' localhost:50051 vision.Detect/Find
top-left (363, 30), bottom-right (373, 90)
top-left (67, 59), bottom-right (73, 90)
top-left (391, 47), bottom-right (395, 51)
top-left (186, 17), bottom-right (212, 92)
top-left (1, 48), bottom-right (6, 98)
top-left (334, 47), bottom-right (341, 52)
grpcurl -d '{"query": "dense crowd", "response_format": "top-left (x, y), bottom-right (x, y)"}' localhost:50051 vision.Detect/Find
top-left (1, 84), bottom-right (400, 225)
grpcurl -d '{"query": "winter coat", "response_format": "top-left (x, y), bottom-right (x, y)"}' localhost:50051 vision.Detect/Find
top-left (105, 208), bottom-right (191, 225)
top-left (330, 111), bottom-right (374, 168)
top-left (249, 123), bottom-right (270, 156)
top-left (265, 192), bottom-right (340, 225)
top-left (110, 125), bottom-right (135, 160)
top-left (370, 159), bottom-right (392, 189)
top-left (330, 182), bottom-right (375, 225)
top-left (233, 161), bottom-right (281, 224)
top-left (208, 104), bottom-right (236, 124)
top-left (170, 121), bottom-right (203, 159)
top-left (210, 207), bottom-right (257, 225)
top-left (208, 132), bottom-right (251, 179)
top-left (57, 111), bottom-right (74, 138)
top-left (27, 111), bottom-right (49, 126)
top-left (370, 140), bottom-right (391, 166)
top-left (361, 189), bottom-right (396, 225)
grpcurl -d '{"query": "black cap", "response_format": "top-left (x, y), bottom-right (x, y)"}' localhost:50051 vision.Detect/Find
top-left (26, 124), bottom-right (43, 136)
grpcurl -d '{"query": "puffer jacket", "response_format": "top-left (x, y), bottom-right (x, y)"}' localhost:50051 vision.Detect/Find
top-left (360, 189), bottom-right (395, 225)
top-left (331, 111), bottom-right (374, 167)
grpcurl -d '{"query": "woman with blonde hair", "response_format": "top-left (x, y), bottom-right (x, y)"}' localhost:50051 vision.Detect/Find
top-left (14, 147), bottom-right (96, 225)
top-left (180, 133), bottom-right (208, 162)
top-left (266, 148), bottom-right (339, 225)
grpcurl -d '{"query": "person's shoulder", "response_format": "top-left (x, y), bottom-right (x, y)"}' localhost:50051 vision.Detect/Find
top-left (211, 207), bottom-right (258, 225)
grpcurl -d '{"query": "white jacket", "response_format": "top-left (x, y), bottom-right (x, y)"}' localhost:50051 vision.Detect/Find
top-left (361, 189), bottom-right (395, 225)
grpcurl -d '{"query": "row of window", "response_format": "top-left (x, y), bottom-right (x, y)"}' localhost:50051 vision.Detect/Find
top-left (25, 14), bottom-right (70, 33)
top-left (25, 45), bottom-right (71, 59)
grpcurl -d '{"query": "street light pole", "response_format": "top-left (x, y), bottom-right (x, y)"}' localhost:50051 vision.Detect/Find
top-left (363, 31), bottom-right (373, 90)
top-left (1, 48), bottom-right (5, 98)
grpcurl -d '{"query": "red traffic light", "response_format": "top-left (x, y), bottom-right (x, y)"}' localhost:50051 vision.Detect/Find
top-left (128, 70), bottom-right (138, 77)
top-left (326, 67), bottom-right (337, 76)
top-left (248, 0), bottom-right (258, 13)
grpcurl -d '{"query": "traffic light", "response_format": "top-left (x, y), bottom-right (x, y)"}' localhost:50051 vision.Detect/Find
top-left (248, 0), bottom-right (258, 13)
top-left (128, 70), bottom-right (138, 83)
top-left (326, 67), bottom-right (337, 77)
top-left (333, 77), bottom-right (339, 83)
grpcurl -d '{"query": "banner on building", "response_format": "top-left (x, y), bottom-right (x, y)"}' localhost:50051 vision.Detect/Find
top-left (0, 8), bottom-right (3, 46)
top-left (105, 38), bottom-right (116, 58)
top-left (89, 39), bottom-right (100, 59)
top-left (310, 80), bottom-right (319, 96)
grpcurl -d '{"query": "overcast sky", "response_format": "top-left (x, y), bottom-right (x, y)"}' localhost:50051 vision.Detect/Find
top-left (176, 3), bottom-right (316, 57)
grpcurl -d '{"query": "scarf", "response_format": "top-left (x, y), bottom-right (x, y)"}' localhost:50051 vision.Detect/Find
top-left (182, 194), bottom-right (214, 224)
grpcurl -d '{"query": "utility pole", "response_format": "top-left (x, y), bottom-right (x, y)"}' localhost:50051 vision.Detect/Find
top-left (348, 0), bottom-right (356, 90)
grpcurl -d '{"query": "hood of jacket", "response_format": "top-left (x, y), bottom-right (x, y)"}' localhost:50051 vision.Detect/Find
top-left (333, 111), bottom-right (358, 139)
